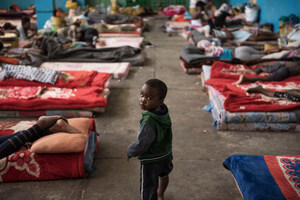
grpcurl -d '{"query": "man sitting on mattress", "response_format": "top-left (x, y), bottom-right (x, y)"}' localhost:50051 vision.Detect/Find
top-left (16, 16), bottom-right (37, 48)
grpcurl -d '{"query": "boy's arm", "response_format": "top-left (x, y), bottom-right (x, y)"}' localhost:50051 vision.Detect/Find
top-left (127, 123), bottom-right (156, 159)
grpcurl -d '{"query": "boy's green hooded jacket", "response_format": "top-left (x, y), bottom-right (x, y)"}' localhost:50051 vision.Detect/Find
top-left (127, 104), bottom-right (172, 164)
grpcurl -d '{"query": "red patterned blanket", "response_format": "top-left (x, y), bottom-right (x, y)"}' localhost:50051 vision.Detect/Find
top-left (0, 71), bottom-right (111, 89)
top-left (0, 119), bottom-right (95, 182)
top-left (205, 61), bottom-right (300, 112)
top-left (0, 86), bottom-right (107, 110)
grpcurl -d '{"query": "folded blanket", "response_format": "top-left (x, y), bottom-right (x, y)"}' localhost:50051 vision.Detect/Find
top-left (1, 64), bottom-right (59, 84)
top-left (180, 44), bottom-right (219, 65)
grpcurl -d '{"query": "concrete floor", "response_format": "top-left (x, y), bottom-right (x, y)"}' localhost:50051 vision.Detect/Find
top-left (0, 19), bottom-right (299, 200)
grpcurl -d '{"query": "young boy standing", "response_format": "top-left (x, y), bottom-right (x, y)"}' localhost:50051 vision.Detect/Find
top-left (126, 79), bottom-right (173, 200)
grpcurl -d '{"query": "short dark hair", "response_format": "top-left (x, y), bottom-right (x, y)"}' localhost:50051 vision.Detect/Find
top-left (196, 1), bottom-right (206, 9)
top-left (21, 16), bottom-right (30, 25)
top-left (144, 79), bottom-right (168, 100)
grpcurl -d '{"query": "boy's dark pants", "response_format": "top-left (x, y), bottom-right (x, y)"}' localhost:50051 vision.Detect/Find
top-left (140, 155), bottom-right (173, 200)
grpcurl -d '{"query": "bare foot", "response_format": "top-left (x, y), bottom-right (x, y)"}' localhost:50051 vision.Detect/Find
top-left (37, 116), bottom-right (67, 130)
top-left (99, 40), bottom-right (106, 46)
top-left (242, 69), bottom-right (257, 75)
top-left (235, 74), bottom-right (245, 84)
top-left (48, 119), bottom-right (81, 134)
top-left (247, 85), bottom-right (263, 93)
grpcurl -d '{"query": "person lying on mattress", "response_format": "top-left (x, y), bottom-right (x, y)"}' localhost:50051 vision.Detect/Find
top-left (197, 39), bottom-right (265, 61)
top-left (28, 36), bottom-right (141, 67)
top-left (0, 116), bottom-right (81, 159)
top-left (0, 22), bottom-right (17, 35)
top-left (235, 61), bottom-right (300, 84)
top-left (76, 27), bottom-right (104, 47)
top-left (212, 25), bottom-right (279, 46)
top-left (247, 85), bottom-right (300, 103)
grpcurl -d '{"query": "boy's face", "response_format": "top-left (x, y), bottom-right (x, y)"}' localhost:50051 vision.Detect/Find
top-left (139, 84), bottom-right (163, 112)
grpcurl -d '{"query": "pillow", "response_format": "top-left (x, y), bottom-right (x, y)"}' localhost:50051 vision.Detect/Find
top-left (30, 118), bottom-right (91, 153)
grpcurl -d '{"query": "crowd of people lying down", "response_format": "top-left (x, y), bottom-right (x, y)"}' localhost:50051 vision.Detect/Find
top-left (181, 0), bottom-right (300, 103)
top-left (186, 0), bottom-right (300, 61)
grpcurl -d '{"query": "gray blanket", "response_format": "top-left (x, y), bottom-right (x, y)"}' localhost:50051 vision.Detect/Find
top-left (191, 30), bottom-right (213, 44)
top-left (191, 30), bottom-right (222, 46)
top-left (28, 36), bottom-right (144, 66)
top-left (180, 44), bottom-right (219, 65)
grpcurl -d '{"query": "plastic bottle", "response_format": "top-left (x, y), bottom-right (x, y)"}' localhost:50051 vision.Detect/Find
top-left (107, 6), bottom-right (111, 14)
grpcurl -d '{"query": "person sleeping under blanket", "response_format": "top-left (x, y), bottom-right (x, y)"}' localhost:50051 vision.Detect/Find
top-left (27, 36), bottom-right (142, 66)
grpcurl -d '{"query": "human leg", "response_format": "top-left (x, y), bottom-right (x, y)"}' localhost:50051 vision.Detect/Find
top-left (269, 68), bottom-right (290, 81)
top-left (157, 175), bottom-right (169, 200)
top-left (234, 46), bottom-right (265, 61)
top-left (248, 30), bottom-right (279, 41)
top-left (48, 118), bottom-right (81, 134)
top-left (0, 116), bottom-right (70, 159)
top-left (157, 154), bottom-right (173, 200)
top-left (274, 91), bottom-right (300, 102)
top-left (235, 74), bottom-right (264, 84)
top-left (140, 163), bottom-right (159, 200)
top-left (248, 86), bottom-right (300, 102)
top-left (247, 85), bottom-right (275, 97)
top-left (0, 124), bottom-right (42, 159)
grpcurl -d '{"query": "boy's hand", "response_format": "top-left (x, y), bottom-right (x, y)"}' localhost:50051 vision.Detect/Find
top-left (124, 152), bottom-right (130, 161)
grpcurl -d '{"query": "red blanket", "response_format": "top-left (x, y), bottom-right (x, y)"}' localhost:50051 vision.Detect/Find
top-left (0, 86), bottom-right (107, 110)
top-left (0, 71), bottom-right (111, 89)
top-left (0, 119), bottom-right (95, 182)
top-left (205, 61), bottom-right (300, 112)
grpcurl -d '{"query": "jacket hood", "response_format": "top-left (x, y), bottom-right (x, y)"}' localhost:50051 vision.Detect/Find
top-left (141, 105), bottom-right (171, 129)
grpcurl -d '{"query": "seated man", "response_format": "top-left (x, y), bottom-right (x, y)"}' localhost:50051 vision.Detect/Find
top-left (213, 3), bottom-right (234, 29)
top-left (16, 16), bottom-right (37, 47)
top-left (191, 1), bottom-right (208, 27)
top-left (17, 16), bottom-right (37, 41)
